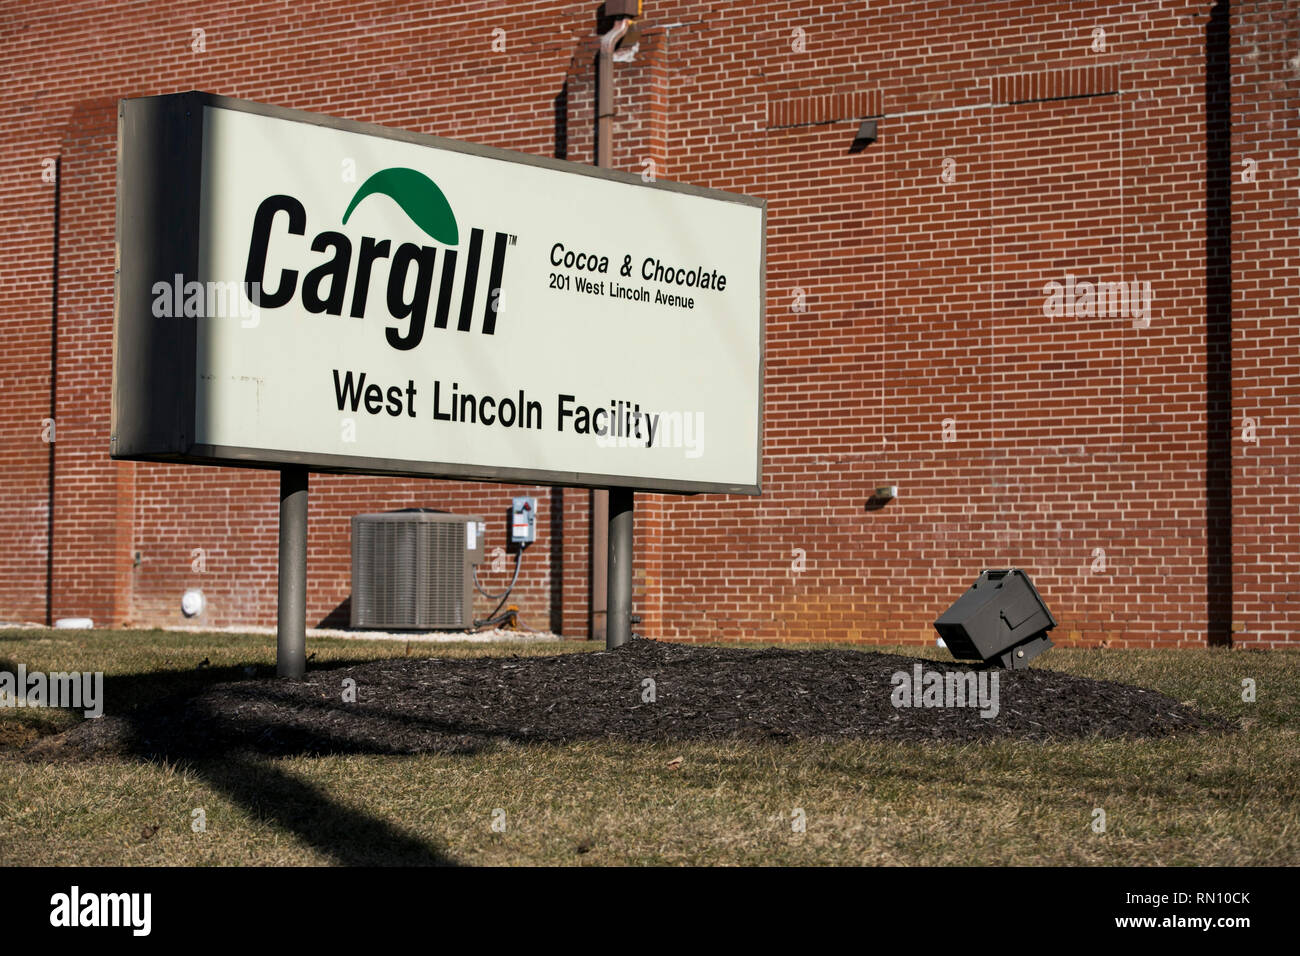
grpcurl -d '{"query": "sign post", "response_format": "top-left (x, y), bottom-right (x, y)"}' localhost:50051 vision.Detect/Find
top-left (276, 466), bottom-right (308, 678)
top-left (607, 488), bottom-right (634, 647)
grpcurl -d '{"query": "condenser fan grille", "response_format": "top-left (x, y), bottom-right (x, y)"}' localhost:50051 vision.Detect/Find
top-left (351, 512), bottom-right (482, 630)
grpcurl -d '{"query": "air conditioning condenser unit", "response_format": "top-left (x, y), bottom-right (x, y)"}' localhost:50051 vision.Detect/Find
top-left (351, 510), bottom-right (486, 630)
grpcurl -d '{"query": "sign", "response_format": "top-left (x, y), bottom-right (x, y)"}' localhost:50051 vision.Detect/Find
top-left (113, 92), bottom-right (765, 494)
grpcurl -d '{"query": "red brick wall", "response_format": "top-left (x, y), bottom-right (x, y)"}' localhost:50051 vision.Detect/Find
top-left (1230, 0), bottom-right (1300, 648)
top-left (1, 0), bottom-right (1294, 649)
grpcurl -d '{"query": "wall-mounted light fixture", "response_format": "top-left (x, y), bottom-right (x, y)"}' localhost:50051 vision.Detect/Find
top-left (849, 120), bottom-right (878, 153)
top-left (865, 483), bottom-right (897, 511)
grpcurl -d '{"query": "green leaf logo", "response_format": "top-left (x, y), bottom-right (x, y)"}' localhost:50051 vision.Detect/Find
top-left (341, 167), bottom-right (459, 245)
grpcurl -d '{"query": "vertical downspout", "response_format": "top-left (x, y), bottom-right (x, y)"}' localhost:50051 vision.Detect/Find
top-left (46, 157), bottom-right (60, 625)
top-left (597, 17), bottom-right (631, 168)
top-left (589, 13), bottom-right (632, 643)
top-left (1205, 0), bottom-right (1232, 646)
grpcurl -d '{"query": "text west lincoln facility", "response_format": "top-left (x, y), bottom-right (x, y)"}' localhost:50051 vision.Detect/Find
top-left (2, 0), bottom-right (1296, 650)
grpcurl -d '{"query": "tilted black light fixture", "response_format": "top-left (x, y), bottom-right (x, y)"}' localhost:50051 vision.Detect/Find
top-left (934, 568), bottom-right (1057, 669)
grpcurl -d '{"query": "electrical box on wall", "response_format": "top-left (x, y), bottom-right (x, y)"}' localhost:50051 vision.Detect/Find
top-left (511, 496), bottom-right (537, 543)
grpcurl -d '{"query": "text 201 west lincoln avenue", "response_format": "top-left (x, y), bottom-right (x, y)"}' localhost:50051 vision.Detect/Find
top-left (548, 243), bottom-right (729, 310)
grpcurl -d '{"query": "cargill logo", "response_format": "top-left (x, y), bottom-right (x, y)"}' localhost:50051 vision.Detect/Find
top-left (243, 167), bottom-right (513, 351)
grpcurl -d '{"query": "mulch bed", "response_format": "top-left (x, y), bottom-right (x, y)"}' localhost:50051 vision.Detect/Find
top-left (47, 639), bottom-right (1229, 759)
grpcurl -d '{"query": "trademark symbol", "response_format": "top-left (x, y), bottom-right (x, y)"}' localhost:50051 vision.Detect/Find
top-left (508, 234), bottom-right (517, 246)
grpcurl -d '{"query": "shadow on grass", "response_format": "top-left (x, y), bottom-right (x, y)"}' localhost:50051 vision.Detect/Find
top-left (199, 752), bottom-right (454, 866)
top-left (4, 656), bottom-right (459, 866)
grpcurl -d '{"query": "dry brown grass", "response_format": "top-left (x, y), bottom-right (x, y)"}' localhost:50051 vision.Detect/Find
top-left (1, 627), bottom-right (1295, 865)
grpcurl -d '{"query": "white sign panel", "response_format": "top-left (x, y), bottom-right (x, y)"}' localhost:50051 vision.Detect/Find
top-left (114, 93), bottom-right (764, 495)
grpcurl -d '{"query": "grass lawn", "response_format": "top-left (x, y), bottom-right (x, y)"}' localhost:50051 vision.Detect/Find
top-left (1, 628), bottom-right (1296, 866)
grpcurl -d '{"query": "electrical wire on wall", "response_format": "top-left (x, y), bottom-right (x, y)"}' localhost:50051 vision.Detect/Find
top-left (473, 542), bottom-right (529, 629)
